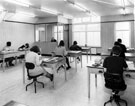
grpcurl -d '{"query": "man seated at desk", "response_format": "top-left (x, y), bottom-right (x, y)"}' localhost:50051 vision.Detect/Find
top-left (2, 41), bottom-right (15, 66)
top-left (69, 41), bottom-right (82, 61)
top-left (103, 46), bottom-right (128, 91)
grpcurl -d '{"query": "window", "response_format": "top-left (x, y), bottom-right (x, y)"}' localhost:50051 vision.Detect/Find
top-left (35, 25), bottom-right (45, 42)
top-left (72, 23), bottom-right (101, 47)
top-left (115, 22), bottom-right (130, 47)
top-left (54, 25), bottom-right (63, 43)
top-left (72, 25), bottom-right (86, 46)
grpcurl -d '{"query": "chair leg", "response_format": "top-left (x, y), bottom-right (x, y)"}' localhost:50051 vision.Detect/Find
top-left (37, 80), bottom-right (44, 88)
top-left (104, 96), bottom-right (113, 106)
top-left (119, 98), bottom-right (128, 106)
top-left (34, 81), bottom-right (36, 93)
top-left (26, 81), bottom-right (34, 91)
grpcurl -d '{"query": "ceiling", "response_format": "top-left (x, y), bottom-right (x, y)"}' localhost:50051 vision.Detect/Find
top-left (0, 0), bottom-right (134, 19)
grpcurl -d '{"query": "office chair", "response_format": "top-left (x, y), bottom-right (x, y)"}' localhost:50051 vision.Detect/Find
top-left (25, 62), bottom-right (44, 93)
top-left (104, 72), bottom-right (128, 106)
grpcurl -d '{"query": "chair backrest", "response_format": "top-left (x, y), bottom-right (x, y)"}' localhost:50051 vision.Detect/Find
top-left (104, 72), bottom-right (126, 91)
top-left (25, 62), bottom-right (35, 77)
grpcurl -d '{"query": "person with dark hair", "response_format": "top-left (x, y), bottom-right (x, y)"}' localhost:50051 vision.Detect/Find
top-left (117, 38), bottom-right (127, 59)
top-left (3, 41), bottom-right (15, 66)
top-left (103, 46), bottom-right (128, 89)
top-left (18, 43), bottom-right (30, 51)
top-left (25, 46), bottom-right (53, 81)
top-left (51, 37), bottom-right (57, 42)
top-left (69, 41), bottom-right (82, 61)
top-left (53, 40), bottom-right (71, 70)
top-left (70, 41), bottom-right (82, 51)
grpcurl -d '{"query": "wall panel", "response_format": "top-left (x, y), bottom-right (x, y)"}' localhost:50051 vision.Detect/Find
top-left (0, 22), bottom-right (34, 50)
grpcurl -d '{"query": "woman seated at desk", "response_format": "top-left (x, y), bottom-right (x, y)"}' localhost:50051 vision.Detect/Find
top-left (25, 45), bottom-right (53, 81)
top-left (53, 40), bottom-right (71, 70)
top-left (2, 41), bottom-right (15, 66)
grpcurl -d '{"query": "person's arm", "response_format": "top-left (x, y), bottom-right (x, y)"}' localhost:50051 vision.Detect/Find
top-left (35, 54), bottom-right (42, 66)
top-left (63, 47), bottom-right (67, 56)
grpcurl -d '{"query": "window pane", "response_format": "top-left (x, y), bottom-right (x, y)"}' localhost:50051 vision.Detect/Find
top-left (115, 31), bottom-right (130, 47)
top-left (115, 22), bottom-right (130, 47)
top-left (73, 25), bottom-right (85, 31)
top-left (87, 24), bottom-right (100, 31)
top-left (73, 32), bottom-right (85, 46)
top-left (87, 32), bottom-right (101, 47)
top-left (115, 22), bottom-right (130, 30)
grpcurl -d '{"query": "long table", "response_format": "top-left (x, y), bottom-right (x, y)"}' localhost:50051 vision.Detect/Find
top-left (101, 53), bottom-right (135, 63)
top-left (87, 61), bottom-right (135, 98)
top-left (67, 51), bottom-right (82, 71)
top-left (0, 50), bottom-right (26, 71)
top-left (23, 56), bottom-right (67, 88)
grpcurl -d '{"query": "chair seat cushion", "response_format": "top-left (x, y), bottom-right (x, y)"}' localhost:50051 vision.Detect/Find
top-left (29, 73), bottom-right (44, 79)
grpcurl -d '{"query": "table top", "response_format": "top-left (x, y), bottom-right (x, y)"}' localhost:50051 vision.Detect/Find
top-left (42, 57), bottom-right (65, 64)
top-left (101, 52), bottom-right (135, 57)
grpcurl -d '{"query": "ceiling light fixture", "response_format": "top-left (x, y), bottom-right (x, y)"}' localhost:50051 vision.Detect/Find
top-left (40, 7), bottom-right (58, 15)
top-left (73, 3), bottom-right (87, 12)
top-left (5, 0), bottom-right (30, 7)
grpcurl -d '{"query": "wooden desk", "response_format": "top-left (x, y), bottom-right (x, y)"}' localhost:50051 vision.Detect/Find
top-left (23, 57), bottom-right (67, 88)
top-left (81, 47), bottom-right (91, 63)
top-left (0, 51), bottom-right (26, 72)
top-left (67, 51), bottom-right (82, 71)
top-left (108, 48), bottom-right (135, 53)
top-left (101, 53), bottom-right (135, 62)
top-left (87, 61), bottom-right (135, 98)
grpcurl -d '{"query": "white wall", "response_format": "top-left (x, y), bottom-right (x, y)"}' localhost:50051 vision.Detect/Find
top-left (0, 21), bottom-right (35, 50)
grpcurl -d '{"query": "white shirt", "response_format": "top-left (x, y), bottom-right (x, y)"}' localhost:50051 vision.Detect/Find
top-left (54, 46), bottom-right (67, 56)
top-left (25, 51), bottom-right (42, 66)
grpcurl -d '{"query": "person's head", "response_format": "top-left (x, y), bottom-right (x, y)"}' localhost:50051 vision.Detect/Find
top-left (114, 41), bottom-right (119, 46)
top-left (117, 38), bottom-right (122, 43)
top-left (59, 40), bottom-right (65, 47)
top-left (25, 43), bottom-right (29, 48)
top-left (112, 46), bottom-right (121, 56)
top-left (73, 41), bottom-right (77, 45)
top-left (6, 41), bottom-right (11, 47)
top-left (30, 46), bottom-right (40, 54)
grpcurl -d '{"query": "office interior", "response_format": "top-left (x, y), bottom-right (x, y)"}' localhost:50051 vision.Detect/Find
top-left (0, 0), bottom-right (135, 106)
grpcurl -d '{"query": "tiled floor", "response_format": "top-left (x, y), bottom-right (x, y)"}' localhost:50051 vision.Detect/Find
top-left (0, 55), bottom-right (135, 106)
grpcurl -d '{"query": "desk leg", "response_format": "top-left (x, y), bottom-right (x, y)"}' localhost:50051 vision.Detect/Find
top-left (87, 51), bottom-right (88, 63)
top-left (2, 58), bottom-right (5, 72)
top-left (95, 74), bottom-right (97, 87)
top-left (64, 65), bottom-right (67, 81)
top-left (22, 60), bottom-right (25, 84)
top-left (75, 57), bottom-right (77, 72)
top-left (88, 69), bottom-right (90, 98)
top-left (81, 55), bottom-right (82, 68)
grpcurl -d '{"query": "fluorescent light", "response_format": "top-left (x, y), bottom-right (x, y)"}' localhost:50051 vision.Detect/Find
top-left (41, 7), bottom-right (58, 15)
top-left (15, 11), bottom-right (36, 17)
top-left (5, 0), bottom-right (30, 7)
top-left (73, 4), bottom-right (86, 12)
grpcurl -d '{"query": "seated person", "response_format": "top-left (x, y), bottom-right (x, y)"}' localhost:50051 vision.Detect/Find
top-left (18, 43), bottom-right (29, 51)
top-left (69, 41), bottom-right (82, 61)
top-left (51, 37), bottom-right (57, 42)
top-left (53, 40), bottom-right (71, 70)
top-left (2, 41), bottom-right (15, 66)
top-left (25, 46), bottom-right (53, 81)
top-left (103, 46), bottom-right (128, 91)
top-left (18, 43), bottom-right (30, 61)
top-left (70, 41), bottom-right (82, 51)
